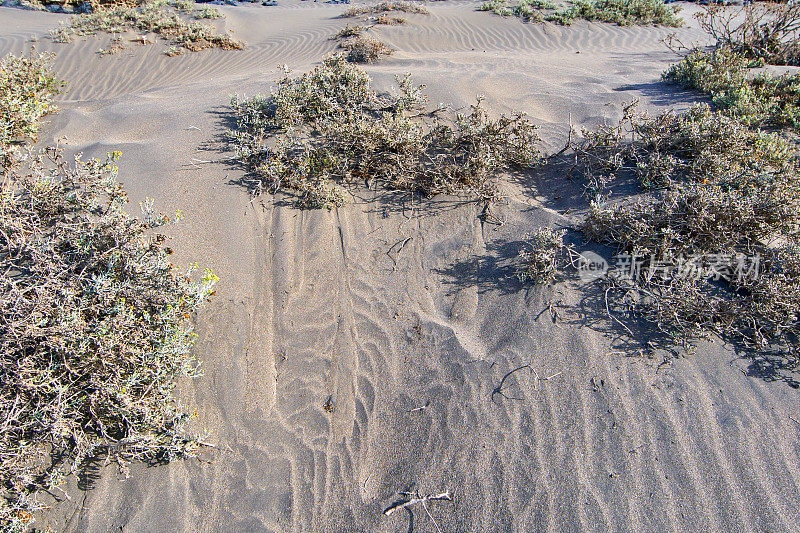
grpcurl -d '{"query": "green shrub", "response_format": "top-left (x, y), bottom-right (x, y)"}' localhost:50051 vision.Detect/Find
top-left (230, 55), bottom-right (540, 208)
top-left (0, 149), bottom-right (217, 531)
top-left (664, 47), bottom-right (800, 130)
top-left (478, 0), bottom-right (512, 17)
top-left (52, 0), bottom-right (243, 55)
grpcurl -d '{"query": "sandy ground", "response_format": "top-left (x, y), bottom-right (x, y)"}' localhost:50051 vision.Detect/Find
top-left (2, 2), bottom-right (800, 531)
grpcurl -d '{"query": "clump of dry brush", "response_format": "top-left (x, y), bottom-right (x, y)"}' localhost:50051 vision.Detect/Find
top-left (694, 2), bottom-right (800, 67)
top-left (662, 2), bottom-right (800, 131)
top-left (516, 3), bottom-right (800, 355)
top-left (0, 52), bottom-right (216, 531)
top-left (339, 35), bottom-right (394, 63)
top-left (333, 1), bottom-right (430, 63)
top-left (0, 53), bottom-right (63, 169)
top-left (340, 1), bottom-right (429, 18)
top-left (521, 103), bottom-right (800, 354)
top-left (230, 55), bottom-right (540, 208)
top-left (52, 0), bottom-right (243, 55)
top-left (479, 0), bottom-right (682, 27)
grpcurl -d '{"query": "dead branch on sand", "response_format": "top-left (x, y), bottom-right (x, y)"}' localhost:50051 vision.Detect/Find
top-left (491, 364), bottom-right (562, 403)
top-left (384, 489), bottom-right (452, 533)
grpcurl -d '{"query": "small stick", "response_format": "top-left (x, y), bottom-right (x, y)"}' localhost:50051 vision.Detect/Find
top-left (386, 236), bottom-right (412, 270)
top-left (605, 286), bottom-right (634, 337)
top-left (408, 400), bottom-right (430, 413)
top-left (491, 365), bottom-right (532, 403)
top-left (384, 489), bottom-right (452, 533)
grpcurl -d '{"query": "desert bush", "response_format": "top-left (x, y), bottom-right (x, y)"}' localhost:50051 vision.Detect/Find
top-left (0, 148), bottom-right (217, 531)
top-left (516, 227), bottom-right (573, 283)
top-left (479, 0), bottom-right (680, 26)
top-left (664, 46), bottom-right (800, 130)
top-left (374, 13), bottom-right (406, 25)
top-left (568, 0), bottom-right (681, 26)
top-left (52, 0), bottom-right (243, 55)
top-left (230, 55), bottom-right (540, 208)
top-left (478, 0), bottom-right (553, 21)
top-left (574, 103), bottom-right (795, 190)
top-left (0, 51), bottom-right (216, 532)
top-left (0, 52), bottom-right (63, 168)
top-left (695, 2), bottom-right (800, 66)
top-left (339, 35), bottom-right (394, 62)
top-left (478, 0), bottom-right (512, 17)
top-left (332, 24), bottom-right (366, 39)
top-left (553, 103), bottom-right (800, 352)
top-left (340, 1), bottom-right (429, 18)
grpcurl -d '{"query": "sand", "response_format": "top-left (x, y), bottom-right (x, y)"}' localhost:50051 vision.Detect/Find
top-left (1, 1), bottom-right (800, 531)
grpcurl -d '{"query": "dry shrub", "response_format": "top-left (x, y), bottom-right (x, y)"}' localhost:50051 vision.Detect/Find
top-left (52, 0), bottom-right (244, 55)
top-left (341, 1), bottom-right (429, 18)
top-left (479, 0), bottom-right (681, 26)
top-left (0, 53), bottom-right (216, 531)
top-left (664, 39), bottom-right (800, 130)
top-left (569, 104), bottom-right (800, 352)
top-left (696, 3), bottom-right (800, 66)
top-left (569, 0), bottom-right (681, 26)
top-left (230, 55), bottom-right (540, 208)
top-left (0, 53), bottom-right (63, 169)
top-left (374, 13), bottom-right (406, 25)
top-left (575, 103), bottom-right (795, 190)
top-left (339, 35), bottom-right (394, 62)
top-left (516, 228), bottom-right (573, 283)
top-left (332, 24), bottom-right (366, 39)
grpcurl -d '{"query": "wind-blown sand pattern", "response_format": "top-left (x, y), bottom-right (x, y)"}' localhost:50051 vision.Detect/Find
top-left (2, 2), bottom-right (800, 531)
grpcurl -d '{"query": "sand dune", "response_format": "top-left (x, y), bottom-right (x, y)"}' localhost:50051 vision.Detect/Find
top-left (2, 1), bottom-right (799, 531)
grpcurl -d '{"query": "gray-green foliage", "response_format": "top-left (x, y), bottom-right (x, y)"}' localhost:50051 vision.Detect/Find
top-left (572, 104), bottom-right (800, 351)
top-left (0, 52), bottom-right (63, 168)
top-left (231, 55), bottom-right (540, 208)
top-left (52, 0), bottom-right (243, 55)
top-left (664, 47), bottom-right (800, 130)
top-left (479, 0), bottom-right (682, 26)
top-left (0, 53), bottom-right (216, 532)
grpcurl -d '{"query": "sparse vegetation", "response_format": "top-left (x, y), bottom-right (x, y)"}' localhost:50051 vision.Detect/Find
top-left (478, 0), bottom-right (681, 27)
top-left (230, 55), bottom-right (540, 208)
top-left (340, 1), bottom-right (429, 18)
top-left (569, 0), bottom-right (681, 26)
top-left (332, 24), bottom-right (366, 40)
top-left (516, 227), bottom-right (571, 283)
top-left (52, 0), bottom-right (243, 55)
top-left (695, 3), bottom-right (800, 67)
top-left (333, 1), bottom-right (427, 64)
top-left (1, 52), bottom-right (63, 169)
top-left (374, 13), bottom-right (407, 25)
top-left (0, 53), bottom-right (216, 532)
top-left (663, 3), bottom-right (800, 131)
top-left (525, 103), bottom-right (800, 354)
top-left (664, 47), bottom-right (800, 130)
top-left (339, 35), bottom-right (394, 62)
